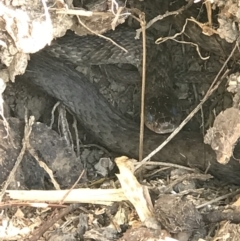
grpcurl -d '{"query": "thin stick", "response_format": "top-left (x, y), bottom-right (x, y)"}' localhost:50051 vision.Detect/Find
top-left (72, 115), bottom-right (80, 157)
top-left (156, 19), bottom-right (209, 60)
top-left (135, 0), bottom-right (194, 39)
top-left (27, 146), bottom-right (61, 190)
top-left (28, 203), bottom-right (81, 241)
top-left (139, 13), bottom-right (147, 162)
top-left (163, 173), bottom-right (212, 193)
top-left (76, 15), bottom-right (128, 53)
top-left (50, 101), bottom-right (60, 129)
top-left (197, 189), bottom-right (240, 209)
top-left (0, 115), bottom-right (35, 201)
top-left (135, 161), bottom-right (196, 171)
top-left (59, 170), bottom-right (85, 204)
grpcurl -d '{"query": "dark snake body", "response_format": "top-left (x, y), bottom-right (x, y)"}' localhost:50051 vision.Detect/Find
top-left (46, 28), bottom-right (181, 134)
top-left (17, 26), bottom-right (240, 184)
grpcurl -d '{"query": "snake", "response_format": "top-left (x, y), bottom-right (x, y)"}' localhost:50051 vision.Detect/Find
top-left (43, 27), bottom-right (181, 134)
top-left (16, 19), bottom-right (240, 184)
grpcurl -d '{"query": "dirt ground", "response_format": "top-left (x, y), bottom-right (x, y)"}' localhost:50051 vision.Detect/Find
top-left (1, 0), bottom-right (240, 240)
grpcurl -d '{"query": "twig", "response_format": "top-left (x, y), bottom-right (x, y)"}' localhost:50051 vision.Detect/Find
top-left (204, 0), bottom-right (213, 28)
top-left (50, 101), bottom-right (60, 129)
top-left (135, 161), bottom-right (196, 171)
top-left (0, 39), bottom-right (7, 48)
top-left (0, 114), bottom-right (34, 201)
top-left (0, 202), bottom-right (67, 209)
top-left (156, 19), bottom-right (209, 60)
top-left (139, 13), bottom-right (147, 162)
top-left (197, 189), bottom-right (240, 209)
top-left (72, 115), bottom-right (81, 157)
top-left (27, 145), bottom-right (61, 190)
top-left (60, 170), bottom-right (85, 204)
top-left (135, 0), bottom-right (194, 39)
top-left (189, 17), bottom-right (218, 36)
top-left (41, 0), bottom-right (53, 46)
top-left (163, 173), bottom-right (212, 193)
top-left (206, 44), bottom-right (238, 95)
top-left (7, 189), bottom-right (127, 203)
top-left (170, 38), bottom-right (209, 60)
top-left (104, 0), bottom-right (130, 30)
top-left (0, 79), bottom-right (9, 139)
top-left (111, 6), bottom-right (130, 30)
top-left (110, 0), bottom-right (119, 15)
top-left (27, 203), bottom-right (81, 241)
top-left (143, 166), bottom-right (171, 179)
top-left (200, 105), bottom-right (205, 138)
top-left (54, 4), bottom-right (130, 19)
top-left (58, 105), bottom-right (73, 149)
top-left (55, 8), bottom-right (111, 16)
top-left (135, 36), bottom-right (239, 170)
top-left (76, 15), bottom-right (128, 53)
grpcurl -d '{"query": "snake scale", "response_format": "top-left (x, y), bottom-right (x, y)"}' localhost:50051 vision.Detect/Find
top-left (17, 25), bottom-right (240, 184)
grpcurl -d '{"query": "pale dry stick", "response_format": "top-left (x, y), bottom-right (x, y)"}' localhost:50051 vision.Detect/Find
top-left (115, 156), bottom-right (160, 228)
top-left (28, 203), bottom-right (81, 241)
top-left (111, 0), bottom-right (119, 15)
top-left (204, 0), bottom-right (213, 27)
top-left (136, 161), bottom-right (196, 171)
top-left (163, 173), bottom-right (212, 193)
top-left (41, 0), bottom-right (53, 46)
top-left (136, 11), bottom-right (181, 39)
top-left (41, 0), bottom-right (51, 26)
top-left (27, 146), bottom-right (61, 190)
top-left (205, 43), bottom-right (239, 95)
top-left (54, 6), bottom-right (117, 17)
top-left (61, 106), bottom-right (82, 156)
top-left (171, 38), bottom-right (209, 60)
top-left (156, 19), bottom-right (209, 60)
top-left (196, 189), bottom-right (240, 209)
top-left (72, 115), bottom-right (81, 157)
top-left (0, 115), bottom-right (34, 201)
top-left (50, 101), bottom-right (60, 129)
top-left (54, 1), bottom-right (130, 18)
top-left (59, 106), bottom-right (76, 153)
top-left (111, 6), bottom-right (130, 30)
top-left (0, 79), bottom-right (10, 140)
top-left (143, 167), bottom-right (171, 179)
top-left (139, 13), bottom-right (147, 163)
top-left (0, 202), bottom-right (67, 208)
top-left (76, 15), bottom-right (128, 53)
top-left (0, 39), bottom-right (7, 48)
top-left (7, 189), bottom-right (127, 203)
top-left (56, 8), bottom-right (101, 16)
top-left (27, 101), bottom-right (61, 190)
top-left (187, 17), bottom-right (218, 36)
top-left (59, 169), bottom-right (85, 205)
top-left (200, 106), bottom-right (206, 159)
top-left (109, 0), bottom-right (130, 34)
top-left (135, 0), bottom-right (194, 39)
top-left (59, 105), bottom-right (73, 148)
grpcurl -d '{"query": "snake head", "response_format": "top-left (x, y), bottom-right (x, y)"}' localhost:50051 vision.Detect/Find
top-left (144, 95), bottom-right (182, 134)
